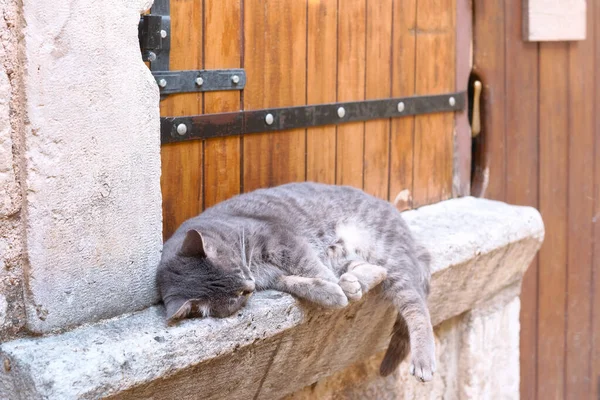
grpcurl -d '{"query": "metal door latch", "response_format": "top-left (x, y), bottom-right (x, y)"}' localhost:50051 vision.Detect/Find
top-left (138, 0), bottom-right (246, 97)
top-left (471, 80), bottom-right (482, 137)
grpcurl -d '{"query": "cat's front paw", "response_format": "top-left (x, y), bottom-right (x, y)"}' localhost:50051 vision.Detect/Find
top-left (339, 273), bottom-right (363, 302)
top-left (409, 348), bottom-right (436, 382)
top-left (313, 279), bottom-right (349, 309)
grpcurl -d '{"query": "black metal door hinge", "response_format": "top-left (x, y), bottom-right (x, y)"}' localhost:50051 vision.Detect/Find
top-left (139, 2), bottom-right (170, 71)
top-left (138, 0), bottom-right (246, 97)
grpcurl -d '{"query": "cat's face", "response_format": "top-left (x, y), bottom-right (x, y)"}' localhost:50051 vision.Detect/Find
top-left (158, 229), bottom-right (255, 324)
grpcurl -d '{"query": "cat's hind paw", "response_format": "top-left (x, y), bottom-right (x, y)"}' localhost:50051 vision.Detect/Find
top-left (409, 349), bottom-right (436, 383)
top-left (339, 273), bottom-right (363, 302)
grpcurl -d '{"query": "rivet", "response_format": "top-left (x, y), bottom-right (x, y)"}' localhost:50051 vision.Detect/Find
top-left (337, 107), bottom-right (346, 118)
top-left (195, 77), bottom-right (204, 86)
top-left (160, 29), bottom-right (168, 39)
top-left (147, 51), bottom-right (157, 62)
top-left (231, 75), bottom-right (240, 84)
top-left (176, 123), bottom-right (187, 135)
top-left (265, 113), bottom-right (274, 125)
top-left (397, 102), bottom-right (405, 112)
top-left (158, 79), bottom-right (167, 88)
top-left (449, 96), bottom-right (456, 106)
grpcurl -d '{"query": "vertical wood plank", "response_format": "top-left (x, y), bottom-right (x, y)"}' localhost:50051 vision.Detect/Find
top-left (306, 0), bottom-right (337, 184)
top-left (363, 0), bottom-right (392, 199)
top-left (203, 0), bottom-right (242, 208)
top-left (412, 0), bottom-right (455, 206)
top-left (565, 3), bottom-right (595, 397)
top-left (504, 2), bottom-right (540, 399)
top-left (336, 0), bottom-right (366, 188)
top-left (160, 0), bottom-right (203, 239)
top-left (242, 0), bottom-right (307, 192)
top-left (389, 0), bottom-right (416, 209)
top-left (593, 3), bottom-right (600, 397)
top-left (471, 0), bottom-right (506, 200)
top-left (537, 42), bottom-right (569, 400)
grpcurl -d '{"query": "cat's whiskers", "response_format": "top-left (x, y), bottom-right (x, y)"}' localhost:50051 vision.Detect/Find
top-left (239, 229), bottom-right (247, 266)
top-left (247, 245), bottom-right (256, 281)
top-left (237, 228), bottom-right (256, 282)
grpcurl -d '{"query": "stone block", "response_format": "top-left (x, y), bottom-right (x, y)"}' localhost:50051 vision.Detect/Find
top-left (20, 0), bottom-right (162, 332)
top-left (459, 294), bottom-right (520, 399)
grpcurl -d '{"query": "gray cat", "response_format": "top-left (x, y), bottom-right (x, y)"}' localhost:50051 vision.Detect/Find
top-left (157, 182), bottom-right (435, 382)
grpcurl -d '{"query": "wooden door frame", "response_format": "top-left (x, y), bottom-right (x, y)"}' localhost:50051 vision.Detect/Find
top-left (454, 0), bottom-right (473, 198)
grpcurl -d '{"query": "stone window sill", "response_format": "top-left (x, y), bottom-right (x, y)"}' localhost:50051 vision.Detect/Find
top-left (0, 197), bottom-right (544, 399)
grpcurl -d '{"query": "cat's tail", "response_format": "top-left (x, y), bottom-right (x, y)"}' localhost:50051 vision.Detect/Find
top-left (379, 313), bottom-right (410, 376)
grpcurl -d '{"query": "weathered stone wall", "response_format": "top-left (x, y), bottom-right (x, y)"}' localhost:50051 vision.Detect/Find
top-left (0, 0), bottom-right (163, 337)
top-left (0, 0), bottom-right (28, 341)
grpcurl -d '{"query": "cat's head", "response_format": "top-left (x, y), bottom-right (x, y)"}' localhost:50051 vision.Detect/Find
top-left (157, 229), bottom-right (256, 324)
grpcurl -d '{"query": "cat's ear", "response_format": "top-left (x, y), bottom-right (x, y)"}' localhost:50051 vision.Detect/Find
top-left (179, 229), bottom-right (207, 258)
top-left (165, 298), bottom-right (193, 324)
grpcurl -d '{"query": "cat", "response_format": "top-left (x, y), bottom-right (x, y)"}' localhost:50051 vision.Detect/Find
top-left (156, 182), bottom-right (435, 382)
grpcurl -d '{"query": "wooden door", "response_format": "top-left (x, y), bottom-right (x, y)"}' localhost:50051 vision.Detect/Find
top-left (157, 0), bottom-right (463, 240)
top-left (472, 1), bottom-right (600, 399)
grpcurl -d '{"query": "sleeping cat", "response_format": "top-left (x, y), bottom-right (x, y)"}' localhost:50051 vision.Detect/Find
top-left (156, 182), bottom-right (435, 382)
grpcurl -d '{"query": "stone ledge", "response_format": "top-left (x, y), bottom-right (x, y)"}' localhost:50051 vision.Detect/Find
top-left (0, 197), bottom-right (544, 399)
top-left (287, 288), bottom-right (522, 400)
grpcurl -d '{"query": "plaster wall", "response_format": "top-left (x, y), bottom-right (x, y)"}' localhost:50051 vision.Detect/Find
top-left (0, 0), bottom-right (163, 335)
